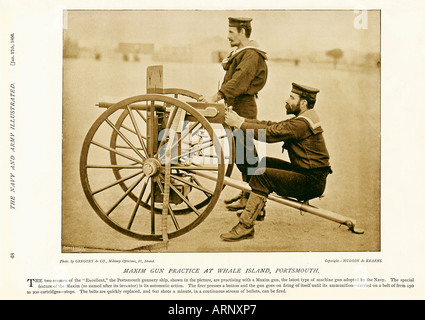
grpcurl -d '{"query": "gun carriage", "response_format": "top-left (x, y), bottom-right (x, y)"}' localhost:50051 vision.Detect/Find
top-left (79, 65), bottom-right (364, 244)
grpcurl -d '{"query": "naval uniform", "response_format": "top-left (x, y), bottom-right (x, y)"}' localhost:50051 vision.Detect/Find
top-left (219, 46), bottom-right (268, 119)
top-left (220, 17), bottom-right (268, 119)
top-left (220, 82), bottom-right (334, 241)
top-left (241, 108), bottom-right (332, 201)
top-left (219, 45), bottom-right (268, 183)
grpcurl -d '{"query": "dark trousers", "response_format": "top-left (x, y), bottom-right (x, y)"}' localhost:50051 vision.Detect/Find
top-left (231, 95), bottom-right (258, 183)
top-left (249, 157), bottom-right (330, 201)
top-left (233, 129), bottom-right (258, 183)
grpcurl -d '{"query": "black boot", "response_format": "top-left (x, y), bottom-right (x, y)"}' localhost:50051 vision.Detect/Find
top-left (220, 193), bottom-right (267, 241)
top-left (224, 173), bottom-right (249, 210)
top-left (236, 207), bottom-right (266, 221)
top-left (219, 223), bottom-right (255, 242)
top-left (223, 191), bottom-right (243, 205)
top-left (225, 191), bottom-right (249, 211)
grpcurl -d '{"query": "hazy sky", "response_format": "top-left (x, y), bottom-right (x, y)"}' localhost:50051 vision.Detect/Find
top-left (65, 10), bottom-right (380, 54)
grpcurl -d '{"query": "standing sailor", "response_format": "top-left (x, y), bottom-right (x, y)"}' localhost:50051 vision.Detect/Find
top-left (200, 17), bottom-right (268, 212)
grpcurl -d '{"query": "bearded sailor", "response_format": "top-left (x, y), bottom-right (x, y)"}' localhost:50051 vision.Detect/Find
top-left (220, 83), bottom-right (332, 241)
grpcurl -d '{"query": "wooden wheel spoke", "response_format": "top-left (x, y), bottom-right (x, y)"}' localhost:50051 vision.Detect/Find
top-left (90, 140), bottom-right (144, 164)
top-left (105, 118), bottom-right (146, 160)
top-left (171, 165), bottom-right (219, 171)
top-left (135, 109), bottom-right (147, 123)
top-left (168, 183), bottom-right (201, 217)
top-left (169, 173), bottom-right (214, 196)
top-left (106, 173), bottom-right (146, 216)
top-left (114, 145), bottom-right (145, 150)
top-left (173, 140), bottom-right (215, 163)
top-left (146, 100), bottom-right (155, 158)
top-left (92, 170), bottom-right (144, 195)
top-left (157, 121), bottom-right (201, 161)
top-left (156, 177), bottom-right (180, 230)
top-left (86, 164), bottom-right (144, 169)
top-left (120, 124), bottom-right (147, 140)
top-left (156, 105), bottom-right (179, 154)
top-left (150, 178), bottom-right (155, 234)
top-left (191, 172), bottom-right (220, 199)
top-left (120, 124), bottom-right (137, 135)
top-left (126, 105), bottom-right (149, 157)
top-left (127, 180), bottom-right (148, 230)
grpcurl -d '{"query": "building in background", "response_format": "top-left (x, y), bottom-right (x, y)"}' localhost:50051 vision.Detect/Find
top-left (118, 42), bottom-right (155, 62)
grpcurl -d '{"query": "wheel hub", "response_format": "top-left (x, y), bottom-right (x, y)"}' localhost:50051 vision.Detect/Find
top-left (143, 158), bottom-right (161, 177)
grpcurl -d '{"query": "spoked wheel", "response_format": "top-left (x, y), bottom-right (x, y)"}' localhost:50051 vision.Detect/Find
top-left (80, 94), bottom-right (226, 241)
top-left (109, 98), bottom-right (235, 214)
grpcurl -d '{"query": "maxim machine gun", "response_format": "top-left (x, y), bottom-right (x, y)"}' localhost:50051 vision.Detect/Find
top-left (79, 65), bottom-right (364, 245)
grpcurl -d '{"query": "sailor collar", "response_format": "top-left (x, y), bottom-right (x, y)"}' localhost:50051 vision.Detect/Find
top-left (222, 46), bottom-right (267, 65)
top-left (296, 109), bottom-right (323, 133)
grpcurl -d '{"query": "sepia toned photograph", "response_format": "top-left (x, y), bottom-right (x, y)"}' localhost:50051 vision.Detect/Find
top-left (4, 0), bottom-right (425, 301)
top-left (61, 9), bottom-right (381, 253)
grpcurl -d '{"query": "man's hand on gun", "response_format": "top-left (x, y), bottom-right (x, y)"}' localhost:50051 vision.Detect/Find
top-left (198, 92), bottom-right (222, 104)
top-left (197, 92), bottom-right (244, 128)
top-left (224, 106), bottom-right (244, 129)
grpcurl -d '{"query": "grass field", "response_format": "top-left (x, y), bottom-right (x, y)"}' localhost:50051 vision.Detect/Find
top-left (62, 56), bottom-right (380, 252)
